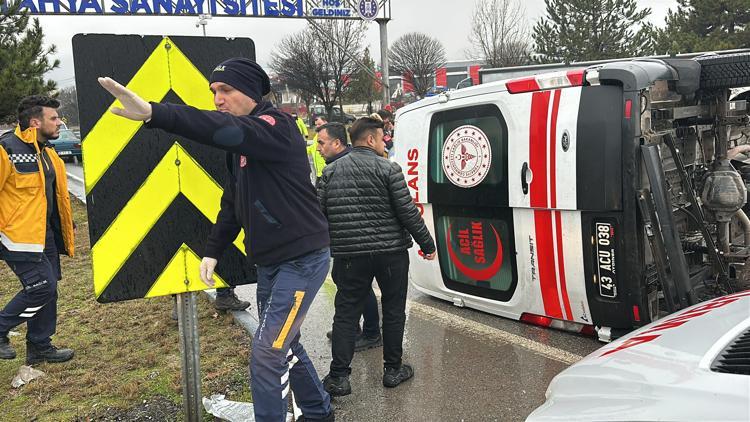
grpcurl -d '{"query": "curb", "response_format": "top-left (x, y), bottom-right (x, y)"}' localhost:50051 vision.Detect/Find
top-left (66, 172), bottom-right (85, 184)
top-left (202, 290), bottom-right (258, 336)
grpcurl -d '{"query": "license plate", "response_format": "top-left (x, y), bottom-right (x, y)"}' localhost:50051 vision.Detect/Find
top-left (594, 222), bottom-right (617, 298)
top-left (58, 151), bottom-right (72, 155)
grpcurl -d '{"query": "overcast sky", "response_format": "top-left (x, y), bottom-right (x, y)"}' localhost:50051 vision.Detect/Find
top-left (35, 0), bottom-right (678, 87)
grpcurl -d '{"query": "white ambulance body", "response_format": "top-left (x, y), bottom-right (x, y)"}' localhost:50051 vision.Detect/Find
top-left (395, 54), bottom-right (750, 340)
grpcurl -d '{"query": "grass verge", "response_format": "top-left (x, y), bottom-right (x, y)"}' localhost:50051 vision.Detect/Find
top-left (0, 197), bottom-right (252, 421)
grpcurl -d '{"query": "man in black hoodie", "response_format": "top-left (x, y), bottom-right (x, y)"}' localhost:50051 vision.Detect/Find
top-left (98, 58), bottom-right (333, 422)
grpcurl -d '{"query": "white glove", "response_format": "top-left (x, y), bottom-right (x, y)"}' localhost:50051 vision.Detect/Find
top-left (199, 257), bottom-right (219, 287)
top-left (97, 77), bottom-right (153, 121)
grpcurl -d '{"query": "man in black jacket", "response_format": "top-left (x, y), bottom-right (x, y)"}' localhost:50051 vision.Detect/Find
top-left (316, 122), bottom-right (381, 351)
top-left (316, 122), bottom-right (382, 352)
top-left (318, 116), bottom-right (436, 397)
top-left (98, 58), bottom-right (333, 422)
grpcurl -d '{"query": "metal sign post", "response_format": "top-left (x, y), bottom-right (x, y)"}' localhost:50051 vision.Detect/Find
top-left (176, 292), bottom-right (202, 422)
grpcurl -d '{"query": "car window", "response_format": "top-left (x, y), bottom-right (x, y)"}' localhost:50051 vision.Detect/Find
top-left (56, 130), bottom-right (78, 141)
top-left (434, 214), bottom-right (516, 300)
top-left (428, 104), bottom-right (507, 193)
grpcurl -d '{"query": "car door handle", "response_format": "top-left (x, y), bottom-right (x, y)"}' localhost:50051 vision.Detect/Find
top-left (521, 162), bottom-right (533, 195)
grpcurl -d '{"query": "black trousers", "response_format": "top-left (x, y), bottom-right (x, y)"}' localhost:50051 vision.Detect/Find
top-left (0, 230), bottom-right (61, 348)
top-left (329, 251), bottom-right (409, 376)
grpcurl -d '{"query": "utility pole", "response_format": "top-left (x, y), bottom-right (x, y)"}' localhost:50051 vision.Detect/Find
top-left (377, 18), bottom-right (390, 108)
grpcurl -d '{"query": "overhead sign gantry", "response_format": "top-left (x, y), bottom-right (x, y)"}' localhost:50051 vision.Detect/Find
top-left (3, 0), bottom-right (393, 107)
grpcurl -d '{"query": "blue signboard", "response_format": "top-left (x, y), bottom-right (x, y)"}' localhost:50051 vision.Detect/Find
top-left (1, 0), bottom-right (389, 19)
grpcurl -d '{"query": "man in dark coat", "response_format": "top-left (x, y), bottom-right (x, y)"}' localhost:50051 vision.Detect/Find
top-left (98, 58), bottom-right (333, 422)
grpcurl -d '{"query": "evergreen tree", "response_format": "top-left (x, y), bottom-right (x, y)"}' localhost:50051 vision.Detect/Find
top-left (0, 1), bottom-right (60, 123)
top-left (655, 0), bottom-right (750, 54)
top-left (344, 48), bottom-right (380, 115)
top-left (532, 0), bottom-right (655, 63)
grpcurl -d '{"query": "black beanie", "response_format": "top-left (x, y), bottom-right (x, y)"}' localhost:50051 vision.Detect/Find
top-left (209, 58), bottom-right (271, 103)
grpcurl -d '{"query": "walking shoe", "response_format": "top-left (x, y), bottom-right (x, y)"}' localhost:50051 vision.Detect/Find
top-left (296, 409), bottom-right (335, 422)
top-left (26, 343), bottom-right (74, 365)
top-left (213, 292), bottom-right (251, 311)
top-left (322, 374), bottom-right (351, 397)
top-left (354, 333), bottom-right (382, 352)
top-left (383, 363), bottom-right (414, 388)
top-left (0, 337), bottom-right (16, 360)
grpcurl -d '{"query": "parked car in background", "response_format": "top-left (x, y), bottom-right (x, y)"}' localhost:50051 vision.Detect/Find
top-left (527, 290), bottom-right (750, 421)
top-left (51, 129), bottom-right (82, 162)
top-left (308, 104), bottom-right (356, 126)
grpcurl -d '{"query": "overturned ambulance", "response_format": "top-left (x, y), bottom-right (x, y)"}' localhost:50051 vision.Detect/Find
top-left (394, 52), bottom-right (750, 341)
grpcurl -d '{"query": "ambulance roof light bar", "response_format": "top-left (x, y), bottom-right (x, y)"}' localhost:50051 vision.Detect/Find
top-left (505, 69), bottom-right (586, 94)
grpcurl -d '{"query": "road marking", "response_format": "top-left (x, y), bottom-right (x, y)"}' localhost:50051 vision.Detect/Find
top-left (407, 300), bottom-right (584, 365)
top-left (370, 285), bottom-right (585, 365)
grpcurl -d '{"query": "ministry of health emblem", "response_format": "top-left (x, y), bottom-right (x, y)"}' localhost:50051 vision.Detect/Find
top-left (441, 125), bottom-right (492, 188)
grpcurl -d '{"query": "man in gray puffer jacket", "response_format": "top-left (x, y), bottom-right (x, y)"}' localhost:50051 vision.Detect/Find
top-left (318, 115), bottom-right (436, 397)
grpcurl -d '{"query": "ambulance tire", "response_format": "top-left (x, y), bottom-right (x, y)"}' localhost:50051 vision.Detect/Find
top-left (697, 53), bottom-right (750, 90)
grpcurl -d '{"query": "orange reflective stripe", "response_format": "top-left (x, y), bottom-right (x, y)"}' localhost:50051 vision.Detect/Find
top-left (273, 291), bottom-right (305, 349)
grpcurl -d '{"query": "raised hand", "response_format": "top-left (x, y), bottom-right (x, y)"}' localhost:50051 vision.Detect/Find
top-left (97, 77), bottom-right (153, 121)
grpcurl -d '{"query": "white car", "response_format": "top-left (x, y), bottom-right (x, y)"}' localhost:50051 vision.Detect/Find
top-left (527, 290), bottom-right (750, 421)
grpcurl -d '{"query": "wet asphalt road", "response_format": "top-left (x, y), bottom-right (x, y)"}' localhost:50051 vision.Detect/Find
top-left (66, 165), bottom-right (602, 421)
top-left (234, 279), bottom-right (601, 422)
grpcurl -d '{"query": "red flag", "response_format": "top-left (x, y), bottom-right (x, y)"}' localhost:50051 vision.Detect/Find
top-left (435, 67), bottom-right (447, 87)
top-left (470, 65), bottom-right (481, 85)
top-left (402, 71), bottom-right (415, 93)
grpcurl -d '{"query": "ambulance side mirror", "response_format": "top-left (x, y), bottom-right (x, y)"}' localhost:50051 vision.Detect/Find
top-left (521, 162), bottom-right (533, 195)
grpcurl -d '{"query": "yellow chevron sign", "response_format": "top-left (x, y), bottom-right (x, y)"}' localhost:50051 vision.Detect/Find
top-left (75, 35), bottom-right (253, 302)
top-left (83, 37), bottom-right (215, 193)
top-left (91, 143), bottom-right (245, 297)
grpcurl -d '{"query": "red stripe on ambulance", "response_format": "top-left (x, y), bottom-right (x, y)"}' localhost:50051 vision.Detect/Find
top-left (534, 210), bottom-right (563, 319)
top-left (529, 88), bottom-right (574, 321)
top-left (529, 91), bottom-right (550, 208)
top-left (549, 90), bottom-right (561, 208)
top-left (555, 211), bottom-right (573, 319)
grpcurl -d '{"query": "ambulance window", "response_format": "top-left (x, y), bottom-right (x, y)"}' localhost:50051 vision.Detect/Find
top-left (433, 208), bottom-right (517, 301)
top-left (428, 104), bottom-right (508, 206)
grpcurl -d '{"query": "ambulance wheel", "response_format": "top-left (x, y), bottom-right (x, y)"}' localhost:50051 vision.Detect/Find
top-left (697, 53), bottom-right (750, 90)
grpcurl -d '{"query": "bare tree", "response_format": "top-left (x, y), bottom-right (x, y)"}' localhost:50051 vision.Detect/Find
top-left (467, 0), bottom-right (531, 67)
top-left (270, 20), bottom-right (365, 120)
top-left (56, 86), bottom-right (79, 127)
top-left (389, 32), bottom-right (446, 98)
